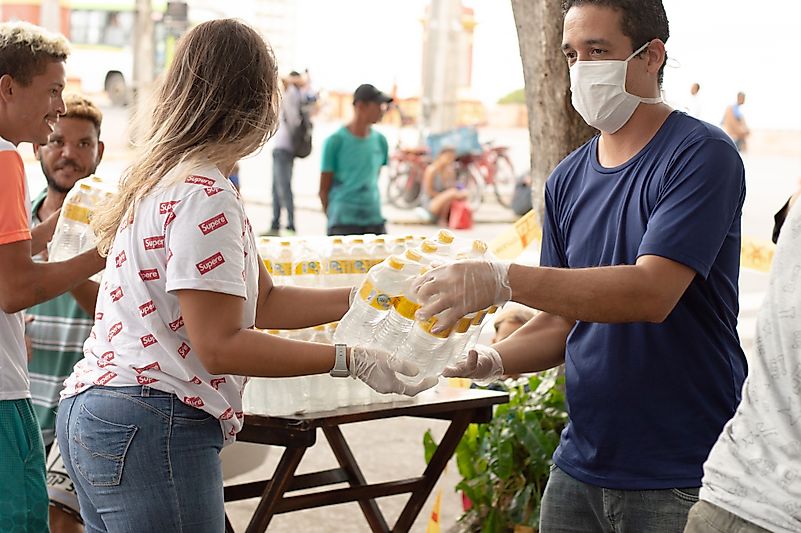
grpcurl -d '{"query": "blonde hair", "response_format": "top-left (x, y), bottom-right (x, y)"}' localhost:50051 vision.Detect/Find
top-left (0, 21), bottom-right (69, 85)
top-left (494, 306), bottom-right (536, 331)
top-left (62, 94), bottom-right (103, 135)
top-left (92, 19), bottom-right (280, 255)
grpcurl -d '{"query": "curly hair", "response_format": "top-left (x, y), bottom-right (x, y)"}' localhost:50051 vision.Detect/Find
top-left (62, 94), bottom-right (103, 136)
top-left (0, 21), bottom-right (69, 85)
top-left (562, 0), bottom-right (669, 84)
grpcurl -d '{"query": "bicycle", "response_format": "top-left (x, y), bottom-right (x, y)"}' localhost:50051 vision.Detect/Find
top-left (458, 141), bottom-right (516, 208)
top-left (385, 146), bottom-right (430, 209)
top-left (386, 147), bottom-right (483, 212)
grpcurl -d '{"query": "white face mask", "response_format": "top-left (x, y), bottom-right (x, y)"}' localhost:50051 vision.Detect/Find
top-left (569, 41), bottom-right (663, 134)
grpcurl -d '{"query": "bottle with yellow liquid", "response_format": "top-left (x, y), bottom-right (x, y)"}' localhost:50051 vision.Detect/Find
top-left (49, 175), bottom-right (116, 263)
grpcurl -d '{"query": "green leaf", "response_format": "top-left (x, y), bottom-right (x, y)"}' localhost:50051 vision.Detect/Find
top-left (422, 429), bottom-right (438, 464)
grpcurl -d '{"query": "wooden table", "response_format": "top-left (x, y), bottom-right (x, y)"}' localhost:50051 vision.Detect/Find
top-left (223, 386), bottom-right (508, 533)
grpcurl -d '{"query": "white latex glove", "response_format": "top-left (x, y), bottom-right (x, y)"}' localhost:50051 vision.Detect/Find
top-left (412, 260), bottom-right (512, 332)
top-left (348, 286), bottom-right (358, 306)
top-left (349, 345), bottom-right (438, 396)
top-left (442, 345), bottom-right (504, 386)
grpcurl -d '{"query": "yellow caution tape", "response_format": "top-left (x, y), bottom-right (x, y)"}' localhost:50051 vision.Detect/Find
top-left (490, 209), bottom-right (775, 273)
top-left (488, 209), bottom-right (541, 260)
top-left (740, 236), bottom-right (775, 273)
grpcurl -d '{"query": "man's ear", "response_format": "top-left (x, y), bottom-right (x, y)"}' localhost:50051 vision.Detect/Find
top-left (96, 140), bottom-right (105, 165)
top-left (0, 74), bottom-right (15, 104)
top-left (646, 39), bottom-right (667, 75)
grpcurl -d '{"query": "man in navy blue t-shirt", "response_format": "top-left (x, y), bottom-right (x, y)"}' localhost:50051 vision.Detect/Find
top-left (412, 1), bottom-right (746, 531)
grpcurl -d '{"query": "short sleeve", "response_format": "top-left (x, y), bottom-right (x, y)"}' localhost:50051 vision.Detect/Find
top-left (638, 138), bottom-right (745, 278)
top-left (380, 134), bottom-right (389, 166)
top-left (0, 151), bottom-right (31, 245)
top-left (164, 189), bottom-right (247, 298)
top-left (320, 134), bottom-right (339, 173)
top-left (540, 183), bottom-right (568, 268)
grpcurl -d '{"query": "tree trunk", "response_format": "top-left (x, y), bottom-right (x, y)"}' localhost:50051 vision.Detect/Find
top-left (510, 0), bottom-right (595, 225)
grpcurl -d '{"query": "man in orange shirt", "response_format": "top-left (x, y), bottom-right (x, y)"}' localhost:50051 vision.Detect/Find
top-left (0, 21), bottom-right (104, 531)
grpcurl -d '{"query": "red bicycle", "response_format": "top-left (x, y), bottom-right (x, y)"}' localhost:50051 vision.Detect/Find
top-left (386, 146), bottom-right (483, 211)
top-left (457, 141), bottom-right (516, 208)
top-left (385, 146), bottom-right (430, 209)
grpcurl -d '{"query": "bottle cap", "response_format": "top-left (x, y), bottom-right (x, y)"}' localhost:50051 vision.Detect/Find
top-left (387, 255), bottom-right (405, 270)
top-left (421, 241), bottom-right (438, 254)
top-left (437, 229), bottom-right (455, 244)
top-left (473, 240), bottom-right (488, 254)
top-left (405, 249), bottom-right (422, 262)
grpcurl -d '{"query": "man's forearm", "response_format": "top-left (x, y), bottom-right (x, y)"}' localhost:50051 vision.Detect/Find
top-left (1, 249), bottom-right (105, 313)
top-left (493, 311), bottom-right (571, 374)
top-left (70, 279), bottom-right (100, 316)
top-left (508, 260), bottom-right (692, 324)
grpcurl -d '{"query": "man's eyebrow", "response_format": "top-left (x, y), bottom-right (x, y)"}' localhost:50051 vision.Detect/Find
top-left (562, 38), bottom-right (613, 51)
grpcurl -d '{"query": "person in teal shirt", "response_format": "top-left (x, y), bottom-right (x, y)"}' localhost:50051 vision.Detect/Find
top-left (319, 84), bottom-right (391, 235)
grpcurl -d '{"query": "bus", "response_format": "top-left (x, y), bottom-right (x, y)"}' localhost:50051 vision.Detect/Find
top-left (0, 0), bottom-right (172, 106)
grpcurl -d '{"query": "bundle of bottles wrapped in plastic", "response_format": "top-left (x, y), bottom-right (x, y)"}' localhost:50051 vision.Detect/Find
top-left (245, 230), bottom-right (501, 416)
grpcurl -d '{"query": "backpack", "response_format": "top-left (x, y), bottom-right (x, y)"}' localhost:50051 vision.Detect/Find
top-left (291, 103), bottom-right (313, 159)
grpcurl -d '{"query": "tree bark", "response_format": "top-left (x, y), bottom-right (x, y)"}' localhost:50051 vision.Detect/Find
top-left (510, 0), bottom-right (595, 224)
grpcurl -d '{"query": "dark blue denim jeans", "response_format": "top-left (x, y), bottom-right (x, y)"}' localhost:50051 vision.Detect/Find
top-left (271, 148), bottom-right (295, 230)
top-left (540, 465), bottom-right (699, 533)
top-left (56, 386), bottom-right (224, 533)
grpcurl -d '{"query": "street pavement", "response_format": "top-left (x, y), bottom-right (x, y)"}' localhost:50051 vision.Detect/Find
top-left (20, 103), bottom-right (799, 531)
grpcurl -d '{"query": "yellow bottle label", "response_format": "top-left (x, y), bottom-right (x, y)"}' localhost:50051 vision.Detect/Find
top-left (327, 259), bottom-right (353, 275)
top-left (273, 262), bottom-right (292, 276)
top-left (294, 261), bottom-right (321, 276)
top-left (471, 309), bottom-right (488, 326)
top-left (63, 203), bottom-right (91, 224)
top-left (352, 259), bottom-right (369, 274)
top-left (262, 259), bottom-right (273, 274)
top-left (394, 295), bottom-right (420, 320)
top-left (358, 280), bottom-right (394, 311)
top-left (454, 317), bottom-right (472, 334)
top-left (418, 316), bottom-right (451, 338)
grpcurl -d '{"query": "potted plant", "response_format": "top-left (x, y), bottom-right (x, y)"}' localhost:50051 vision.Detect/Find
top-left (424, 370), bottom-right (567, 532)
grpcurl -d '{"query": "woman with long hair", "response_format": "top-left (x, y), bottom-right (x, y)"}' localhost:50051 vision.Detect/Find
top-left (55, 20), bottom-right (434, 531)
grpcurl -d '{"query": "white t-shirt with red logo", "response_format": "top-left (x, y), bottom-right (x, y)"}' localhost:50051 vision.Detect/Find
top-left (61, 160), bottom-right (258, 443)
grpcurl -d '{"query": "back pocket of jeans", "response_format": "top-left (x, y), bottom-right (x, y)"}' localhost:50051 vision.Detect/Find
top-left (72, 404), bottom-right (138, 487)
top-left (670, 487), bottom-right (700, 504)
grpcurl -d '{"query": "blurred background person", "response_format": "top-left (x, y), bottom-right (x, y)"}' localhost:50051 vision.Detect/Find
top-left (319, 83), bottom-right (392, 236)
top-left (418, 145), bottom-right (468, 225)
top-left (492, 305), bottom-right (535, 343)
top-left (722, 91), bottom-right (750, 152)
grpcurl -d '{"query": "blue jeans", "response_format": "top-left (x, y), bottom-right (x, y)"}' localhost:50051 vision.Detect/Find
top-left (56, 386), bottom-right (224, 533)
top-left (540, 465), bottom-right (699, 533)
top-left (271, 148), bottom-right (295, 230)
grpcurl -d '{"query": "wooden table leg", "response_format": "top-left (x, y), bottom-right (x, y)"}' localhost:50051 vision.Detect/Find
top-left (323, 426), bottom-right (390, 533)
top-left (392, 409), bottom-right (473, 532)
top-left (244, 446), bottom-right (307, 533)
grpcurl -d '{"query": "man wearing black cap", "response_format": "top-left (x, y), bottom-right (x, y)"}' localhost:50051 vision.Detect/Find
top-left (319, 83), bottom-right (392, 236)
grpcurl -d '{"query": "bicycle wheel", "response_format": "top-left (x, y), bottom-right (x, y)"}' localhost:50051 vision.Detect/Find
top-left (386, 163), bottom-right (422, 208)
top-left (492, 154), bottom-right (516, 208)
top-left (457, 164), bottom-right (483, 213)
